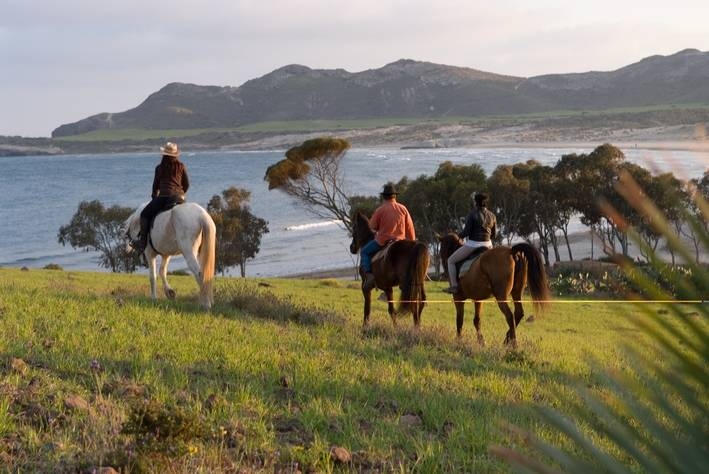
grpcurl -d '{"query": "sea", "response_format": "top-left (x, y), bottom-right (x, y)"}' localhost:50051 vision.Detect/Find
top-left (1, 146), bottom-right (707, 277)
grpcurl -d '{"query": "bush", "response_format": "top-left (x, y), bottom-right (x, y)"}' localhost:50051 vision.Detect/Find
top-left (492, 170), bottom-right (709, 473)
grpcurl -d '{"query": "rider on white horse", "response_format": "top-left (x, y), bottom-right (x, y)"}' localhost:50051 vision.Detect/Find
top-left (123, 143), bottom-right (215, 310)
top-left (132, 142), bottom-right (190, 253)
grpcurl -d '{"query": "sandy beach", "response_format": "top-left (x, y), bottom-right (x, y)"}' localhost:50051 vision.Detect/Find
top-left (283, 225), bottom-right (707, 281)
top-left (282, 230), bottom-right (598, 280)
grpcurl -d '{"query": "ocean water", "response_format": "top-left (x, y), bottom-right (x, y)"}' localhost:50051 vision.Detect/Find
top-left (0, 146), bottom-right (706, 276)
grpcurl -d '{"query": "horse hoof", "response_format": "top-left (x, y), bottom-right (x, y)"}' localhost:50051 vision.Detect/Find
top-left (166, 289), bottom-right (176, 299)
top-left (477, 335), bottom-right (485, 347)
top-left (504, 337), bottom-right (517, 349)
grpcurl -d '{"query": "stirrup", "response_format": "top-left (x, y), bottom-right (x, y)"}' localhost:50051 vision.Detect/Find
top-left (131, 239), bottom-right (146, 253)
top-left (363, 273), bottom-right (376, 291)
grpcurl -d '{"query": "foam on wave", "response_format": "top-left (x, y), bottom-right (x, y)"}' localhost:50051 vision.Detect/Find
top-left (285, 220), bottom-right (340, 231)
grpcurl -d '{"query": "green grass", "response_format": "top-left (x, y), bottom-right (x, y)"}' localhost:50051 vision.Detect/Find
top-left (54, 127), bottom-right (238, 142)
top-left (53, 118), bottom-right (454, 142)
top-left (0, 267), bottom-right (702, 472)
top-left (53, 102), bottom-right (709, 143)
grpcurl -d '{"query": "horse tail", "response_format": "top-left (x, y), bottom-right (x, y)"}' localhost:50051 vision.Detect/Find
top-left (511, 242), bottom-right (551, 313)
top-left (199, 213), bottom-right (217, 307)
top-left (399, 242), bottom-right (430, 313)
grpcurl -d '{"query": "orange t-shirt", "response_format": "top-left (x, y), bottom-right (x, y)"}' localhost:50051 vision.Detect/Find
top-left (369, 199), bottom-right (416, 245)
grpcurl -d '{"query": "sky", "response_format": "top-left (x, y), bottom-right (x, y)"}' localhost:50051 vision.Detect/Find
top-left (2, 0), bottom-right (709, 137)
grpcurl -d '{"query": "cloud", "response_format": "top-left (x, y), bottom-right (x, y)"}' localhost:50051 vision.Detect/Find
top-left (2, 0), bottom-right (709, 136)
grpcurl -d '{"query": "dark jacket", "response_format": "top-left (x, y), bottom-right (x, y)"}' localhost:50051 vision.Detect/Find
top-left (461, 206), bottom-right (497, 242)
top-left (152, 156), bottom-right (189, 199)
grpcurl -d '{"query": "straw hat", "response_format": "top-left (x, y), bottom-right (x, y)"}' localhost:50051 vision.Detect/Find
top-left (160, 142), bottom-right (180, 157)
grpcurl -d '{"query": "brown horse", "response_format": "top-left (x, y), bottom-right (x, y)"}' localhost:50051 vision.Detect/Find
top-left (349, 211), bottom-right (430, 328)
top-left (439, 233), bottom-right (551, 348)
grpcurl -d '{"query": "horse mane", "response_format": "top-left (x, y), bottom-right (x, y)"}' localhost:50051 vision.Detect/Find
top-left (353, 210), bottom-right (373, 235)
top-left (438, 232), bottom-right (463, 247)
top-left (123, 203), bottom-right (149, 238)
top-left (355, 210), bottom-right (370, 225)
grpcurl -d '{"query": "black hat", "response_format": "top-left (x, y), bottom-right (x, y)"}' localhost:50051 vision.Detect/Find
top-left (381, 183), bottom-right (398, 197)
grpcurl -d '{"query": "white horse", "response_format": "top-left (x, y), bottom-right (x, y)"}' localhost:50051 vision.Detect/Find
top-left (124, 202), bottom-right (216, 310)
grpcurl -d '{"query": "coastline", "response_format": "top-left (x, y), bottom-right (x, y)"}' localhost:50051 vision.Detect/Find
top-left (280, 227), bottom-right (708, 281)
top-left (453, 140), bottom-right (709, 153)
top-left (282, 231), bottom-right (598, 280)
top-left (283, 265), bottom-right (358, 280)
top-left (3, 116), bottom-right (708, 157)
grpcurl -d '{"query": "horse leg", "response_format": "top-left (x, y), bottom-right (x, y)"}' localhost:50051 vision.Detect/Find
top-left (497, 300), bottom-right (517, 349)
top-left (159, 255), bottom-right (176, 300)
top-left (385, 288), bottom-right (397, 326)
top-left (181, 244), bottom-right (207, 309)
top-left (412, 286), bottom-right (425, 328)
top-left (454, 300), bottom-right (465, 337)
top-left (362, 288), bottom-right (372, 328)
top-left (147, 254), bottom-right (158, 301)
top-left (473, 300), bottom-right (485, 347)
top-left (511, 286), bottom-right (524, 327)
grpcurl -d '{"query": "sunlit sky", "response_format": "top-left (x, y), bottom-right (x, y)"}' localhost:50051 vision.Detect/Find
top-left (2, 0), bottom-right (708, 137)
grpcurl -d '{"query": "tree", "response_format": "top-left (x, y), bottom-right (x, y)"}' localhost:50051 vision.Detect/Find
top-left (397, 161), bottom-right (487, 241)
top-left (396, 162), bottom-right (487, 276)
top-left (207, 187), bottom-right (269, 277)
top-left (487, 165), bottom-right (530, 245)
top-left (264, 137), bottom-right (353, 232)
top-left (492, 172), bottom-right (709, 474)
top-left (642, 172), bottom-right (686, 264)
top-left (686, 170), bottom-right (709, 263)
top-left (558, 144), bottom-right (631, 257)
top-left (58, 200), bottom-right (140, 272)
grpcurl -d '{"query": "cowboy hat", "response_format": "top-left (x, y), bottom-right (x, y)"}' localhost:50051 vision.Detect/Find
top-left (381, 183), bottom-right (398, 197)
top-left (160, 142), bottom-right (180, 157)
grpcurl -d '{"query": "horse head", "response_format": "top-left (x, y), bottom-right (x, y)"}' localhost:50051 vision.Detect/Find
top-left (438, 232), bottom-right (463, 267)
top-left (349, 211), bottom-right (374, 254)
top-left (122, 205), bottom-right (145, 251)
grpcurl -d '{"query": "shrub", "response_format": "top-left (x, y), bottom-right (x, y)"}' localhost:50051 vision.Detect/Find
top-left (491, 169), bottom-right (709, 473)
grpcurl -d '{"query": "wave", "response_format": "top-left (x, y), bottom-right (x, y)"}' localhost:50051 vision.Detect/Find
top-left (285, 219), bottom-right (341, 232)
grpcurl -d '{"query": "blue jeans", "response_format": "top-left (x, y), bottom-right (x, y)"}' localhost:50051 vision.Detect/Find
top-left (360, 239), bottom-right (383, 273)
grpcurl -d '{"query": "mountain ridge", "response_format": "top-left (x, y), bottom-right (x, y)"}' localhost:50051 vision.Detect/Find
top-left (51, 49), bottom-right (709, 138)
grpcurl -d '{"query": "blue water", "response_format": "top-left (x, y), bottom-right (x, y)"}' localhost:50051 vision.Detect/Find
top-left (0, 147), bottom-right (706, 276)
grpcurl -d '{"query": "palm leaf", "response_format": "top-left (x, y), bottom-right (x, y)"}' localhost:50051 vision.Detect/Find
top-left (492, 169), bottom-right (709, 473)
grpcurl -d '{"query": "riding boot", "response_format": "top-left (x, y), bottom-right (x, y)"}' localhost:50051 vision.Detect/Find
top-left (442, 272), bottom-right (459, 294)
top-left (134, 217), bottom-right (149, 253)
top-left (363, 272), bottom-right (376, 291)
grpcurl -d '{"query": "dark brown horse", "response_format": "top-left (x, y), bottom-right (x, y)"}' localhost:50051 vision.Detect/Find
top-left (439, 233), bottom-right (551, 348)
top-left (349, 211), bottom-right (430, 328)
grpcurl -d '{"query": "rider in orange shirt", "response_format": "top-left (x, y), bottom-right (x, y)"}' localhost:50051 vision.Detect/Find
top-left (360, 183), bottom-right (416, 291)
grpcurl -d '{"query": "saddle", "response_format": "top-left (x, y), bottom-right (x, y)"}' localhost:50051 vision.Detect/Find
top-left (371, 240), bottom-right (395, 266)
top-left (456, 247), bottom-right (488, 279)
top-left (145, 200), bottom-right (184, 253)
top-left (148, 200), bottom-right (182, 230)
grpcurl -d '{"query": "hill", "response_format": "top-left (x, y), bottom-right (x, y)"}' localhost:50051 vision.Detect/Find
top-left (1, 267), bottom-right (702, 471)
top-left (51, 49), bottom-right (709, 138)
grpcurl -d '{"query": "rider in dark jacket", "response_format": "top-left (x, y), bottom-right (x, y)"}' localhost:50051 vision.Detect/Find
top-left (443, 192), bottom-right (497, 293)
top-left (133, 142), bottom-right (189, 253)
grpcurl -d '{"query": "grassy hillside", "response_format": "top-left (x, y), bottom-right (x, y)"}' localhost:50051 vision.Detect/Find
top-left (0, 267), bottom-right (701, 472)
top-left (51, 103), bottom-right (709, 144)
